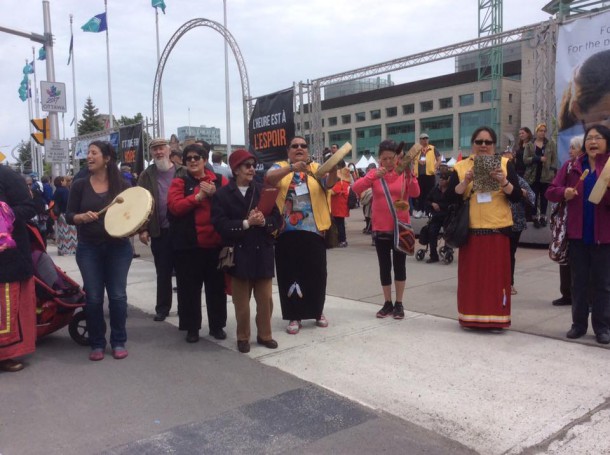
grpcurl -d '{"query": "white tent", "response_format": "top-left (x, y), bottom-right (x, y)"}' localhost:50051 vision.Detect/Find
top-left (355, 155), bottom-right (370, 169)
top-left (446, 157), bottom-right (457, 167)
top-left (367, 156), bottom-right (378, 166)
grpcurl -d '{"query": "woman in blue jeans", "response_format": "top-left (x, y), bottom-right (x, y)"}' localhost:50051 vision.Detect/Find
top-left (67, 141), bottom-right (132, 361)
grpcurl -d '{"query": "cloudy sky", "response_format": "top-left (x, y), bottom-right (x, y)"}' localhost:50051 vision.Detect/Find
top-left (1, 0), bottom-right (552, 162)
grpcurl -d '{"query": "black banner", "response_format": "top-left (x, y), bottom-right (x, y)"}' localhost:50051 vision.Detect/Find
top-left (118, 123), bottom-right (144, 174)
top-left (248, 88), bottom-right (295, 166)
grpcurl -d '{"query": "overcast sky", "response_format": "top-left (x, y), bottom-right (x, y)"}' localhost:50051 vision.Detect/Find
top-left (0, 0), bottom-right (553, 162)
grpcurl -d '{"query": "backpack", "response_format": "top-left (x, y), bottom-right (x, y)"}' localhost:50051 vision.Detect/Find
top-left (0, 201), bottom-right (17, 249)
top-left (347, 187), bottom-right (358, 210)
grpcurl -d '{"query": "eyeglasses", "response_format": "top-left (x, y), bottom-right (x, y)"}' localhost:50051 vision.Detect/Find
top-left (473, 140), bottom-right (495, 146)
top-left (185, 155), bottom-right (202, 162)
top-left (290, 143), bottom-right (308, 149)
top-left (241, 162), bottom-right (256, 169)
top-left (585, 135), bottom-right (605, 142)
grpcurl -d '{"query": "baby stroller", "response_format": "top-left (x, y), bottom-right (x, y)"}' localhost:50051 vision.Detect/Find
top-left (415, 215), bottom-right (454, 264)
top-left (28, 225), bottom-right (89, 346)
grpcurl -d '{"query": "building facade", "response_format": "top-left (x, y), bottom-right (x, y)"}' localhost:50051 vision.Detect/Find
top-left (176, 125), bottom-right (221, 145)
top-left (296, 62), bottom-right (522, 160)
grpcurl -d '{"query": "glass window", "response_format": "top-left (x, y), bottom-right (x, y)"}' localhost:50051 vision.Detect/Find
top-left (370, 109), bottom-right (381, 120)
top-left (459, 94), bottom-right (474, 106)
top-left (480, 91), bottom-right (492, 103)
top-left (304, 121), bottom-right (310, 130)
top-left (459, 110), bottom-right (492, 148)
top-left (402, 104), bottom-right (414, 115)
top-left (341, 114), bottom-right (351, 124)
top-left (420, 115), bottom-right (453, 152)
top-left (328, 117), bottom-right (338, 126)
top-left (355, 112), bottom-right (366, 122)
top-left (386, 107), bottom-right (398, 117)
top-left (355, 125), bottom-right (382, 156)
top-left (508, 93), bottom-right (513, 103)
top-left (508, 114), bottom-right (513, 125)
top-left (420, 100), bottom-right (433, 112)
top-left (439, 97), bottom-right (453, 109)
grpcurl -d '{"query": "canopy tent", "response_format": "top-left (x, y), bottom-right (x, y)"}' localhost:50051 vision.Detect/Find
top-left (355, 155), bottom-right (370, 169)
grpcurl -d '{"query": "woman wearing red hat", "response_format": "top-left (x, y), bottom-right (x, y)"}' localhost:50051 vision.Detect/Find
top-left (212, 150), bottom-right (283, 353)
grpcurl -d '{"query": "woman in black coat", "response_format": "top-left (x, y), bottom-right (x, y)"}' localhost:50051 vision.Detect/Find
top-left (212, 150), bottom-right (283, 353)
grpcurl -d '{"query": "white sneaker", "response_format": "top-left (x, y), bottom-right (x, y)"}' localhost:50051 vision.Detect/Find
top-left (286, 320), bottom-right (302, 335)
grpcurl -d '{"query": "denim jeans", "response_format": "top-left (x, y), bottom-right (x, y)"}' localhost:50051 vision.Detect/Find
top-left (76, 239), bottom-right (133, 350)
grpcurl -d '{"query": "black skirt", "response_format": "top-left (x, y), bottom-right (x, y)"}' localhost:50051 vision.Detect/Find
top-left (275, 230), bottom-right (327, 321)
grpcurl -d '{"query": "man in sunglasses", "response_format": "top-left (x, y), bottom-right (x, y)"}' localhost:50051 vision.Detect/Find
top-left (137, 138), bottom-right (187, 322)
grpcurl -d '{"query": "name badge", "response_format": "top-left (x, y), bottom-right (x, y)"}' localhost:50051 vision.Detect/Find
top-left (295, 183), bottom-right (309, 196)
top-left (477, 192), bottom-right (492, 204)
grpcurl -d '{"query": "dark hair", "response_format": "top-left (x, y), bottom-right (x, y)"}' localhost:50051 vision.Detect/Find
top-left (517, 127), bottom-right (533, 149)
top-left (378, 139), bottom-right (398, 155)
top-left (582, 124), bottom-right (610, 153)
top-left (170, 151), bottom-right (181, 159)
top-left (53, 176), bottom-right (64, 187)
top-left (194, 140), bottom-right (211, 154)
top-left (287, 136), bottom-right (307, 148)
top-left (212, 151), bottom-right (224, 164)
top-left (560, 50), bottom-right (610, 130)
top-left (89, 140), bottom-right (123, 199)
top-left (470, 126), bottom-right (497, 145)
top-left (182, 143), bottom-right (209, 165)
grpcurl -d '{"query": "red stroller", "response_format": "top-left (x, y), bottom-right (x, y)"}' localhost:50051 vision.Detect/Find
top-left (28, 225), bottom-right (88, 345)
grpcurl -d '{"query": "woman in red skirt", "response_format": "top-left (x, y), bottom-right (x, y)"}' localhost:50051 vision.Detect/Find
top-left (447, 127), bottom-right (522, 329)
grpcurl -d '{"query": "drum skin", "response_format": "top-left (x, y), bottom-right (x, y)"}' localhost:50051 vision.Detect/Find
top-left (104, 187), bottom-right (153, 238)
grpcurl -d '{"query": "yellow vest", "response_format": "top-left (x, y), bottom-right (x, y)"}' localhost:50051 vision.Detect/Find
top-left (414, 145), bottom-right (437, 177)
top-left (454, 156), bottom-right (513, 229)
top-left (275, 161), bottom-right (332, 231)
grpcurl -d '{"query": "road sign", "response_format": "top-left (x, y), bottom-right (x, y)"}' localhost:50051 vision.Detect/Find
top-left (40, 81), bottom-right (67, 113)
top-left (0, 151), bottom-right (6, 162)
top-left (44, 139), bottom-right (70, 163)
top-left (31, 118), bottom-right (50, 145)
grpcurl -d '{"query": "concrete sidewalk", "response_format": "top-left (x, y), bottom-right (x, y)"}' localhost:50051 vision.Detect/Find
top-left (4, 211), bottom-right (610, 454)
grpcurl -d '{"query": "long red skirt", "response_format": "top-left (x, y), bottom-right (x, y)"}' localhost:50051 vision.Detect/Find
top-left (457, 233), bottom-right (511, 328)
top-left (0, 278), bottom-right (36, 361)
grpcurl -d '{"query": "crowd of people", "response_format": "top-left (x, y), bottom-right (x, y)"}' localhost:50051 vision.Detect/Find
top-left (2, 122), bottom-right (609, 372)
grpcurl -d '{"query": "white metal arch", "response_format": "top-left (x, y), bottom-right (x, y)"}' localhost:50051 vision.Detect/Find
top-left (152, 18), bottom-right (252, 144)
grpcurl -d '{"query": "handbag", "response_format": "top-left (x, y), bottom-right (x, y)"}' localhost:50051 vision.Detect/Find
top-left (443, 197), bottom-right (470, 249)
top-left (217, 246), bottom-right (235, 272)
top-left (549, 201), bottom-right (568, 264)
top-left (380, 177), bottom-right (415, 255)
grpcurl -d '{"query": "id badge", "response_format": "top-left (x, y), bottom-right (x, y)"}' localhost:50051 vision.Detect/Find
top-left (295, 183), bottom-right (309, 196)
top-left (477, 192), bottom-right (492, 204)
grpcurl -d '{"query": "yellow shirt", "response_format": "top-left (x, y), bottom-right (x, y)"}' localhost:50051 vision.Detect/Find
top-left (414, 145), bottom-right (437, 177)
top-left (453, 156), bottom-right (513, 229)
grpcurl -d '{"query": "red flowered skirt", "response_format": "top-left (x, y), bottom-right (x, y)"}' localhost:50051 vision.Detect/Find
top-left (457, 233), bottom-right (511, 328)
top-left (0, 278), bottom-right (36, 361)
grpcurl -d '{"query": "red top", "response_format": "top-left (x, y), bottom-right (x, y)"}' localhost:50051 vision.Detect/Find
top-left (330, 180), bottom-right (350, 218)
top-left (167, 169), bottom-right (227, 248)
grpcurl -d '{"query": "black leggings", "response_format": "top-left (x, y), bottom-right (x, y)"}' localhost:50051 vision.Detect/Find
top-left (531, 181), bottom-right (549, 218)
top-left (374, 234), bottom-right (407, 286)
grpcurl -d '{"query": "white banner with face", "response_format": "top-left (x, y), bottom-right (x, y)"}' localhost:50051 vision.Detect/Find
top-left (556, 10), bottom-right (610, 163)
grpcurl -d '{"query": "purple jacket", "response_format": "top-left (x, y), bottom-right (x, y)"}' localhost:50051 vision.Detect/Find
top-left (545, 153), bottom-right (610, 244)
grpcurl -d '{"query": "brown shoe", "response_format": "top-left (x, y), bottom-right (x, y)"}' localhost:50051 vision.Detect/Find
top-left (237, 340), bottom-right (250, 353)
top-left (256, 336), bottom-right (278, 349)
top-left (0, 359), bottom-right (25, 372)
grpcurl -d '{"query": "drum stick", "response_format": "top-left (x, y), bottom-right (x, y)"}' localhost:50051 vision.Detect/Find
top-left (573, 169), bottom-right (589, 189)
top-left (96, 196), bottom-right (124, 216)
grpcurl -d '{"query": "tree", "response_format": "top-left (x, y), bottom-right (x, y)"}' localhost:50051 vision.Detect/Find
top-left (78, 97), bottom-right (104, 135)
top-left (17, 141), bottom-right (32, 172)
top-left (117, 113), bottom-right (144, 126)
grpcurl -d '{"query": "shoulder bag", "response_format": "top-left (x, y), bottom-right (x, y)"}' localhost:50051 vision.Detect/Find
top-left (380, 177), bottom-right (415, 255)
top-left (443, 194), bottom-right (470, 249)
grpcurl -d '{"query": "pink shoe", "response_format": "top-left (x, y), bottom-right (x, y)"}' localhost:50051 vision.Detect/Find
top-left (112, 347), bottom-right (128, 360)
top-left (89, 349), bottom-right (105, 361)
top-left (286, 320), bottom-right (302, 335)
top-left (316, 314), bottom-right (329, 328)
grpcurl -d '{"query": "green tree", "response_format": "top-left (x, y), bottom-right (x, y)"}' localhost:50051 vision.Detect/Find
top-left (78, 97), bottom-right (103, 135)
top-left (117, 113), bottom-right (144, 126)
top-left (17, 141), bottom-right (32, 172)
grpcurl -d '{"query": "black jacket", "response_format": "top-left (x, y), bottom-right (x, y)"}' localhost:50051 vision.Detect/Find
top-left (0, 166), bottom-right (36, 282)
top-left (425, 185), bottom-right (450, 220)
top-left (212, 180), bottom-right (282, 280)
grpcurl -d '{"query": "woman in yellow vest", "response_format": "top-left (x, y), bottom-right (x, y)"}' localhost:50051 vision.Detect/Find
top-left (448, 127), bottom-right (522, 330)
top-left (266, 136), bottom-right (338, 335)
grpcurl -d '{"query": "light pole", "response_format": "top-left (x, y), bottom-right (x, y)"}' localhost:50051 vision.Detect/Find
top-left (223, 0), bottom-right (231, 156)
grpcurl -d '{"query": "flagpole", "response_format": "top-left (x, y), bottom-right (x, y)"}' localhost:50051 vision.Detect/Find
top-left (30, 48), bottom-right (42, 175)
top-left (104, 0), bottom-right (114, 129)
top-left (70, 15), bottom-right (78, 145)
top-left (223, 0), bottom-right (231, 156)
top-left (31, 48), bottom-right (40, 120)
top-left (26, 60), bottom-right (37, 175)
top-left (155, 7), bottom-right (165, 138)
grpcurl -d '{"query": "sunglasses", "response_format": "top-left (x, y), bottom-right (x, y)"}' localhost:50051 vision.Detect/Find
top-left (185, 155), bottom-right (202, 162)
top-left (241, 161), bottom-right (256, 169)
top-left (473, 140), bottom-right (495, 146)
top-left (290, 143), bottom-right (308, 149)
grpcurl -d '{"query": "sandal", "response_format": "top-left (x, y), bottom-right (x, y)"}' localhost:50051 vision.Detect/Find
top-left (0, 359), bottom-right (25, 372)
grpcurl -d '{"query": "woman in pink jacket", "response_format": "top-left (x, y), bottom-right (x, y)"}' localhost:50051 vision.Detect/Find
top-left (352, 140), bottom-right (420, 319)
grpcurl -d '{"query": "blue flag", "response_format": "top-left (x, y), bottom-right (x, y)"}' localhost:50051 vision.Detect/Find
top-left (152, 0), bottom-right (166, 14)
top-left (23, 62), bottom-right (34, 75)
top-left (67, 35), bottom-right (73, 65)
top-left (38, 46), bottom-right (46, 60)
top-left (81, 12), bottom-right (107, 33)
